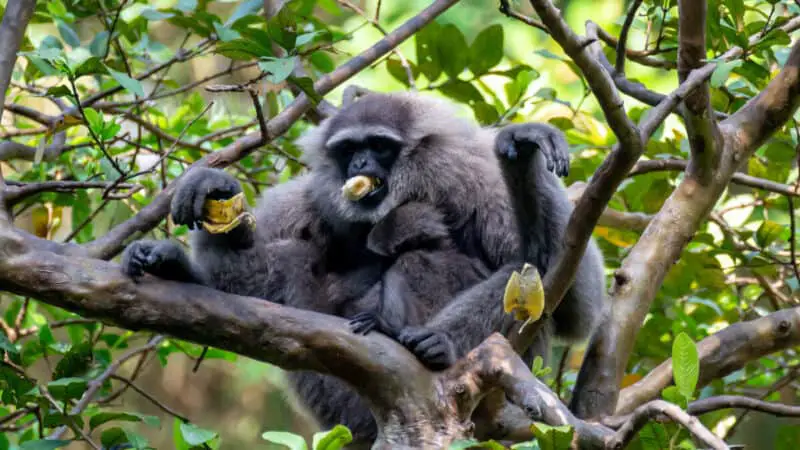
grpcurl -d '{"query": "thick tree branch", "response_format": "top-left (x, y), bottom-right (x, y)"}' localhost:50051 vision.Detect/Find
top-left (0, 132), bottom-right (69, 162)
top-left (571, 33), bottom-right (800, 421)
top-left (84, 0), bottom-right (461, 260)
top-left (0, 0), bottom-right (36, 119)
top-left (615, 306), bottom-right (800, 415)
top-left (677, 0), bottom-right (721, 183)
top-left (723, 41), bottom-right (800, 156)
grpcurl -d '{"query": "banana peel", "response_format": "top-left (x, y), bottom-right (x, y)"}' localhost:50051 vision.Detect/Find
top-left (503, 263), bottom-right (545, 332)
top-left (201, 192), bottom-right (256, 234)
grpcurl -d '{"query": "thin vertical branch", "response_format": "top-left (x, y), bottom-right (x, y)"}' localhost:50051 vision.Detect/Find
top-left (616, 0), bottom-right (644, 74)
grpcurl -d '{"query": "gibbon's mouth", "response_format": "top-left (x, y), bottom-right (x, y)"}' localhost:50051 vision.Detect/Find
top-left (341, 174), bottom-right (388, 206)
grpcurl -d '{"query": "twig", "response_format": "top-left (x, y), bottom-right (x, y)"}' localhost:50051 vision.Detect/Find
top-left (4, 180), bottom-right (139, 204)
top-left (498, 0), bottom-right (548, 33)
top-left (39, 385), bottom-right (102, 449)
top-left (629, 159), bottom-right (800, 197)
top-left (595, 24), bottom-right (676, 69)
top-left (688, 395), bottom-right (800, 417)
top-left (48, 336), bottom-right (165, 440)
top-left (109, 374), bottom-right (190, 421)
top-left (788, 196), bottom-right (800, 283)
top-left (615, 0), bottom-right (644, 74)
top-left (607, 400), bottom-right (727, 450)
top-left (337, 0), bottom-right (416, 88)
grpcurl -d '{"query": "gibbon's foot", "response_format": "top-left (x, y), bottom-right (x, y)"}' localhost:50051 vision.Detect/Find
top-left (349, 312), bottom-right (379, 335)
top-left (171, 168), bottom-right (242, 230)
top-left (121, 240), bottom-right (187, 281)
top-left (495, 123), bottom-right (570, 177)
top-left (398, 326), bottom-right (456, 371)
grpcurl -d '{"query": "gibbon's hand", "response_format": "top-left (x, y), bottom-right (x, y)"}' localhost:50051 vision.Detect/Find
top-left (495, 123), bottom-right (570, 177)
top-left (122, 240), bottom-right (188, 280)
top-left (397, 326), bottom-right (456, 371)
top-left (171, 168), bottom-right (243, 230)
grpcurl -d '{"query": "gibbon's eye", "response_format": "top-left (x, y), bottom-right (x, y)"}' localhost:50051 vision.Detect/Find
top-left (369, 137), bottom-right (401, 159)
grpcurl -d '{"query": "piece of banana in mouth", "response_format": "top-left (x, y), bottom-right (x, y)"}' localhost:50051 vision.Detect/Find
top-left (341, 175), bottom-right (382, 201)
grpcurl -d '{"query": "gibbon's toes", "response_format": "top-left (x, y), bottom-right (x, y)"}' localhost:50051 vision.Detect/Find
top-left (121, 241), bottom-right (155, 279)
top-left (398, 327), bottom-right (456, 371)
top-left (348, 312), bottom-right (378, 335)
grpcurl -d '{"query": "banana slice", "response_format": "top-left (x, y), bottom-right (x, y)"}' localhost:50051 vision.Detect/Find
top-left (342, 175), bottom-right (378, 201)
top-left (503, 263), bottom-right (545, 332)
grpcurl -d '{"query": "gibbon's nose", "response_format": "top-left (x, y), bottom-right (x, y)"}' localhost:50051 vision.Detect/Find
top-left (351, 155), bottom-right (368, 170)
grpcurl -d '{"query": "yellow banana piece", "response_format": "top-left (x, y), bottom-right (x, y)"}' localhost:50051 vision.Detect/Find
top-left (201, 192), bottom-right (256, 234)
top-left (341, 175), bottom-right (377, 201)
top-left (503, 263), bottom-right (545, 331)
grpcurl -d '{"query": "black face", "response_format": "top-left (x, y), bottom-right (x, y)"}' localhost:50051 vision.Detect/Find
top-left (328, 133), bottom-right (402, 208)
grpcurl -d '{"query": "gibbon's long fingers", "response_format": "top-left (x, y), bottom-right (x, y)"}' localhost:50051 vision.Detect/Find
top-left (551, 134), bottom-right (569, 177)
top-left (539, 133), bottom-right (557, 174)
top-left (193, 186), bottom-right (208, 230)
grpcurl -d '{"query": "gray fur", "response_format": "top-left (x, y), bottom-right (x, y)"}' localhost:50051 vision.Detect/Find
top-left (120, 92), bottom-right (607, 445)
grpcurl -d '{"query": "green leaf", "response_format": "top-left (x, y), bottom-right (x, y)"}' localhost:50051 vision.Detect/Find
top-left (101, 427), bottom-right (130, 448)
top-left (177, 0), bottom-right (198, 13)
top-left (109, 69), bottom-right (145, 97)
top-left (439, 80), bottom-right (483, 105)
top-left (672, 332), bottom-right (699, 399)
top-left (530, 423), bottom-right (574, 450)
top-left (415, 21), bottom-right (442, 81)
top-left (46, 377), bottom-right (87, 401)
top-left (469, 24), bottom-right (503, 75)
top-left (73, 56), bottom-right (108, 78)
top-left (45, 85), bottom-right (72, 98)
top-left (88, 31), bottom-right (109, 57)
top-left (439, 23), bottom-right (468, 78)
top-left (179, 422), bottom-right (218, 446)
top-left (710, 60), bottom-right (743, 88)
top-left (312, 425), bottom-right (352, 450)
top-left (0, 333), bottom-right (18, 355)
top-left (258, 57), bottom-right (296, 83)
top-left (213, 22), bottom-right (241, 42)
top-left (261, 431), bottom-right (308, 450)
top-left (296, 31), bottom-right (322, 47)
top-left (386, 58), bottom-right (417, 86)
top-left (756, 220), bottom-right (787, 248)
top-left (226, 0), bottom-right (262, 25)
top-left (638, 422), bottom-right (670, 450)
top-left (660, 385), bottom-right (688, 409)
top-left (141, 8), bottom-right (174, 20)
top-left (19, 440), bottom-right (72, 450)
top-left (82, 108), bottom-right (104, 135)
top-left (472, 102), bottom-right (499, 126)
top-left (216, 38), bottom-right (273, 60)
top-left (89, 412), bottom-right (160, 430)
top-left (56, 20), bottom-right (80, 47)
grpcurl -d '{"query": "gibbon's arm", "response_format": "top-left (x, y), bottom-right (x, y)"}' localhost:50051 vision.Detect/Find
top-left (494, 123), bottom-right (607, 343)
top-left (399, 123), bottom-right (606, 369)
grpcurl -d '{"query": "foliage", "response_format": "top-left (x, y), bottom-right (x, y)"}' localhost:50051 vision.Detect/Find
top-left (0, 0), bottom-right (799, 449)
